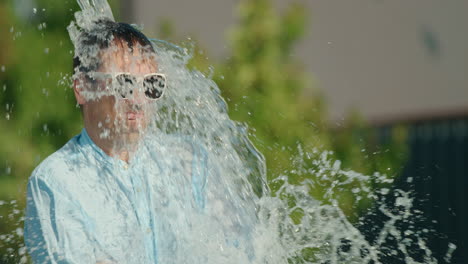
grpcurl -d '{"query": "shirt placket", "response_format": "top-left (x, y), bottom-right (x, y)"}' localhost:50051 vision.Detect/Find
top-left (123, 162), bottom-right (154, 263)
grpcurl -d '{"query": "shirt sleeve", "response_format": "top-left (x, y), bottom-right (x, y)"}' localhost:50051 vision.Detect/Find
top-left (24, 171), bottom-right (113, 264)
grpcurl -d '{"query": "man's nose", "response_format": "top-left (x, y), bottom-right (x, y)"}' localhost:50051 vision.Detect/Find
top-left (126, 88), bottom-right (147, 107)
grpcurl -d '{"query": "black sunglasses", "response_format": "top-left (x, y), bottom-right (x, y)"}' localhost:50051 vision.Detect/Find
top-left (85, 72), bottom-right (167, 100)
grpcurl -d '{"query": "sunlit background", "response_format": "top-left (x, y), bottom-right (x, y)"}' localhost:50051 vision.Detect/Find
top-left (0, 0), bottom-right (467, 263)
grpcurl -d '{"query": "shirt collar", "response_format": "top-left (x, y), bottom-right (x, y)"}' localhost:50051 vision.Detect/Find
top-left (78, 128), bottom-right (148, 167)
top-left (78, 128), bottom-right (121, 166)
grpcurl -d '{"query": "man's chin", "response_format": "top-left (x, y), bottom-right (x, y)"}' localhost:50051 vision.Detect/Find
top-left (126, 120), bottom-right (147, 132)
top-left (119, 121), bottom-right (147, 138)
top-left (112, 130), bottom-right (143, 148)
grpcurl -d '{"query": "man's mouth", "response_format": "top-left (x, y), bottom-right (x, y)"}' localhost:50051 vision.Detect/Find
top-left (127, 112), bottom-right (144, 120)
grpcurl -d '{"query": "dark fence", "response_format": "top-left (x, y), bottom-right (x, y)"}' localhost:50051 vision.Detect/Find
top-left (377, 116), bottom-right (467, 263)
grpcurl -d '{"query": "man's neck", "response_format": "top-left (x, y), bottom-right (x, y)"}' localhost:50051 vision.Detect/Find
top-left (85, 125), bottom-right (140, 164)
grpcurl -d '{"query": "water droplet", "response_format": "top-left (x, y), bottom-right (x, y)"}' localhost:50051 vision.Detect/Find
top-left (44, 48), bottom-right (49, 54)
top-left (43, 124), bottom-right (48, 132)
top-left (15, 228), bottom-right (23, 237)
top-left (20, 255), bottom-right (27, 264)
top-left (9, 27), bottom-right (14, 33)
top-left (332, 160), bottom-right (341, 171)
top-left (396, 196), bottom-right (411, 207)
top-left (99, 129), bottom-right (110, 139)
top-left (5, 113), bottom-right (10, 120)
top-left (1, 66), bottom-right (5, 72)
top-left (5, 167), bottom-right (11, 175)
top-left (33, 8), bottom-right (37, 14)
top-left (380, 188), bottom-right (390, 195)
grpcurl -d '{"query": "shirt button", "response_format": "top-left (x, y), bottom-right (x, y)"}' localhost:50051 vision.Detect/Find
top-left (123, 164), bottom-right (128, 170)
top-left (146, 228), bottom-right (151, 233)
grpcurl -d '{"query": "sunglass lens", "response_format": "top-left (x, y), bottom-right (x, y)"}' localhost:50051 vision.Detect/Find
top-left (115, 74), bottom-right (136, 98)
top-left (143, 74), bottom-right (165, 99)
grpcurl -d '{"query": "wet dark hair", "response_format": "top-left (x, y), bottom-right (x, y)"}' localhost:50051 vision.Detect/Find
top-left (73, 19), bottom-right (155, 74)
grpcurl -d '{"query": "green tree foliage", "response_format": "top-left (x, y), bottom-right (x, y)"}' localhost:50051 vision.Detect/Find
top-left (215, 0), bottom-right (330, 176)
top-left (0, 0), bottom-right (119, 200)
top-left (0, 0), bottom-right (118, 261)
top-left (1, 0), bottom-right (80, 204)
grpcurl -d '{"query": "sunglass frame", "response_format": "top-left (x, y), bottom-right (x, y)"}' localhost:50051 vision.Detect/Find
top-left (83, 72), bottom-right (167, 100)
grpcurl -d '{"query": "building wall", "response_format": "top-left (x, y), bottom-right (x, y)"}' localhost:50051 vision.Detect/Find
top-left (122, 0), bottom-right (468, 123)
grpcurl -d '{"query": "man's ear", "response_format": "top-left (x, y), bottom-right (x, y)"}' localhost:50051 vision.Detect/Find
top-left (73, 79), bottom-right (86, 105)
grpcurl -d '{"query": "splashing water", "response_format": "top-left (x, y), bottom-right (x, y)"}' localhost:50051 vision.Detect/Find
top-left (74, 0), bottom-right (114, 29)
top-left (0, 0), bottom-right (457, 263)
top-left (0, 200), bottom-right (27, 263)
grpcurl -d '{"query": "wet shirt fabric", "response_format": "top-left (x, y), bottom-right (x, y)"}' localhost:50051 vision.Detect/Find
top-left (24, 129), bottom-right (208, 263)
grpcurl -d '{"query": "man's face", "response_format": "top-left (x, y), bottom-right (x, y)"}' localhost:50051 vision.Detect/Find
top-left (81, 41), bottom-right (158, 145)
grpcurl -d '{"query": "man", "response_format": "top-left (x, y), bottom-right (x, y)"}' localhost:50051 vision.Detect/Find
top-left (24, 19), bottom-right (208, 263)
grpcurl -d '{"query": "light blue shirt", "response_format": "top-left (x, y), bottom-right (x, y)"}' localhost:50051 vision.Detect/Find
top-left (24, 129), bottom-right (208, 263)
